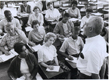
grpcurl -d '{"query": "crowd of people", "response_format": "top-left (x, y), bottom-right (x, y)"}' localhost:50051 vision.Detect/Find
top-left (0, 0), bottom-right (108, 80)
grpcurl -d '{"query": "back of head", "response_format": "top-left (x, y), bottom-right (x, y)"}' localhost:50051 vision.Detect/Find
top-left (47, 2), bottom-right (53, 7)
top-left (88, 16), bottom-right (104, 35)
top-left (71, 0), bottom-right (77, 5)
top-left (4, 10), bottom-right (10, 16)
top-left (63, 13), bottom-right (69, 17)
top-left (86, 8), bottom-right (93, 13)
top-left (14, 42), bottom-right (25, 54)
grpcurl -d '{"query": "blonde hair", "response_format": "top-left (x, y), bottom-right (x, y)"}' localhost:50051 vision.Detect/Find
top-left (44, 32), bottom-right (56, 42)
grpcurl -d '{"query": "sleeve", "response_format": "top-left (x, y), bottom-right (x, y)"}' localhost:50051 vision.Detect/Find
top-left (15, 19), bottom-right (22, 30)
top-left (53, 23), bottom-right (59, 34)
top-left (56, 9), bottom-right (61, 18)
top-left (28, 31), bottom-right (32, 41)
top-left (86, 50), bottom-right (101, 74)
top-left (59, 40), bottom-right (68, 53)
top-left (40, 14), bottom-right (44, 26)
top-left (30, 54), bottom-right (38, 79)
top-left (7, 58), bottom-right (17, 79)
top-left (52, 45), bottom-right (57, 57)
top-left (77, 8), bottom-right (81, 19)
top-left (37, 48), bottom-right (44, 63)
top-left (45, 10), bottom-right (49, 19)
top-left (0, 35), bottom-right (7, 47)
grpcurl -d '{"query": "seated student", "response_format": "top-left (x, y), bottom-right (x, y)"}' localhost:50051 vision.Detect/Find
top-left (53, 13), bottom-right (74, 39)
top-left (0, 10), bottom-right (21, 33)
top-left (66, 1), bottom-right (81, 19)
top-left (0, 23), bottom-right (34, 55)
top-left (38, 32), bottom-right (58, 69)
top-left (7, 42), bottom-right (38, 80)
top-left (80, 8), bottom-right (93, 29)
top-left (59, 23), bottom-right (84, 60)
top-left (17, 1), bottom-right (32, 32)
top-left (28, 6), bottom-right (44, 26)
top-left (45, 2), bottom-right (61, 21)
top-left (28, 20), bottom-right (45, 45)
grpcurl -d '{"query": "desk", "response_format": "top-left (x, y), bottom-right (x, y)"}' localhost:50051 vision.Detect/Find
top-left (38, 65), bottom-right (64, 79)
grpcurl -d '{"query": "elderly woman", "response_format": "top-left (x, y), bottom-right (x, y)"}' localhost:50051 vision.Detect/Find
top-left (8, 42), bottom-right (38, 80)
top-left (27, 6), bottom-right (44, 26)
top-left (38, 32), bottom-right (58, 69)
top-left (28, 20), bottom-right (45, 45)
top-left (66, 1), bottom-right (81, 19)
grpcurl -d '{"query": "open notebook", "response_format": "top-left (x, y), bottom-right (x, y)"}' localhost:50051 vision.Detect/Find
top-left (0, 49), bottom-right (18, 63)
top-left (46, 66), bottom-right (60, 72)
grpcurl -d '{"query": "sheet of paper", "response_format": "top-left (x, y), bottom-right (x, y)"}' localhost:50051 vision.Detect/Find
top-left (65, 57), bottom-right (78, 63)
top-left (9, 49), bottom-right (18, 56)
top-left (32, 44), bottom-right (42, 52)
top-left (46, 66), bottom-right (60, 72)
top-left (25, 26), bottom-right (33, 32)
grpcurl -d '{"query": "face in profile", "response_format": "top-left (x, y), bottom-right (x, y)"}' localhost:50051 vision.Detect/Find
top-left (20, 46), bottom-right (28, 57)
top-left (49, 4), bottom-right (53, 10)
top-left (62, 17), bottom-right (69, 23)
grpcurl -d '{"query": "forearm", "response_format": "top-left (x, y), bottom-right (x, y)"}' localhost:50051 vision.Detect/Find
top-left (59, 51), bottom-right (69, 58)
top-left (91, 73), bottom-right (100, 79)
top-left (40, 62), bottom-right (49, 68)
top-left (0, 47), bottom-right (7, 53)
top-left (54, 57), bottom-right (59, 66)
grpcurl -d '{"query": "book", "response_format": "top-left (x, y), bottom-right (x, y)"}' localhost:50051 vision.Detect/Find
top-left (0, 49), bottom-right (18, 63)
top-left (46, 66), bottom-right (60, 72)
top-left (32, 44), bottom-right (42, 52)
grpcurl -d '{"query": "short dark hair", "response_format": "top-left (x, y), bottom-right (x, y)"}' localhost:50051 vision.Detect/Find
top-left (14, 42), bottom-right (25, 54)
top-left (33, 6), bottom-right (40, 11)
top-left (71, 1), bottom-right (77, 5)
top-left (31, 20), bottom-right (40, 28)
top-left (86, 8), bottom-right (93, 12)
top-left (63, 13), bottom-right (69, 17)
top-left (4, 10), bottom-right (11, 16)
top-left (47, 2), bottom-right (53, 6)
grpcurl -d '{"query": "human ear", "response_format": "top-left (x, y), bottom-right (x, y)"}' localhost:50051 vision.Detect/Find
top-left (89, 27), bottom-right (93, 32)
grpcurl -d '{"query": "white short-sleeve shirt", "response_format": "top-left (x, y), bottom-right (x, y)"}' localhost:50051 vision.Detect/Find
top-left (77, 35), bottom-right (108, 76)
top-left (38, 45), bottom-right (57, 63)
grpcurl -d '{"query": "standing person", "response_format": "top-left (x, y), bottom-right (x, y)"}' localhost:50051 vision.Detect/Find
top-left (28, 6), bottom-right (44, 26)
top-left (0, 10), bottom-right (21, 32)
top-left (8, 42), bottom-right (38, 80)
top-left (77, 17), bottom-right (108, 79)
top-left (66, 0), bottom-right (81, 19)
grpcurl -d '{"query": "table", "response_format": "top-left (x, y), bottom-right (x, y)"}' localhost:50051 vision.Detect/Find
top-left (38, 65), bottom-right (65, 79)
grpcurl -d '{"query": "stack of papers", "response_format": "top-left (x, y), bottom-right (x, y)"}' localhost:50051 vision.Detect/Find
top-left (0, 49), bottom-right (18, 63)
top-left (32, 44), bottom-right (42, 52)
top-left (46, 66), bottom-right (60, 72)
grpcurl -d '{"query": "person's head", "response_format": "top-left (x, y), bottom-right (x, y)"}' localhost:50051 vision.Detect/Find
top-left (84, 17), bottom-right (104, 37)
top-left (33, 6), bottom-right (40, 14)
top-left (0, 1), bottom-right (5, 9)
top-left (86, 8), bottom-right (93, 18)
top-left (14, 42), bottom-right (28, 58)
top-left (4, 10), bottom-right (12, 22)
top-left (71, 1), bottom-right (77, 9)
top-left (31, 20), bottom-right (40, 31)
top-left (44, 32), bottom-right (56, 46)
top-left (6, 23), bottom-right (15, 35)
top-left (22, 1), bottom-right (28, 6)
top-left (62, 13), bottom-right (70, 23)
top-left (71, 23), bottom-right (80, 39)
top-left (47, 2), bottom-right (53, 10)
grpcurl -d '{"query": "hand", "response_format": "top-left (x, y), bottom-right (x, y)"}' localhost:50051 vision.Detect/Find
top-left (4, 51), bottom-right (10, 55)
top-left (68, 55), bottom-right (73, 60)
top-left (48, 66), bottom-right (54, 70)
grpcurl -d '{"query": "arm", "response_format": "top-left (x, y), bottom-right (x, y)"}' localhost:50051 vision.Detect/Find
top-left (77, 8), bottom-right (81, 19)
top-left (15, 19), bottom-right (22, 30)
top-left (40, 14), bottom-right (44, 26)
top-left (7, 58), bottom-right (17, 80)
top-left (54, 57), bottom-right (59, 66)
top-left (30, 54), bottom-right (38, 79)
top-left (27, 14), bottom-right (32, 26)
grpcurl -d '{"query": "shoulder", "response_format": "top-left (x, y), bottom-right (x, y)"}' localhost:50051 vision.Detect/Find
top-left (54, 8), bottom-right (59, 11)
top-left (13, 18), bottom-right (19, 22)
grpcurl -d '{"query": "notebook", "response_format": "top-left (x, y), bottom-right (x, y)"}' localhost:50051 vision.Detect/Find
top-left (0, 49), bottom-right (18, 62)
top-left (46, 66), bottom-right (60, 72)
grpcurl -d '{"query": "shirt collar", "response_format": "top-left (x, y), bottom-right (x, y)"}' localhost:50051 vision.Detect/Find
top-left (86, 35), bottom-right (101, 43)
